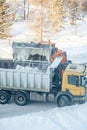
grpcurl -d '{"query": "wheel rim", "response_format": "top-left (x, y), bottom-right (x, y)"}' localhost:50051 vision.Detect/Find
top-left (18, 96), bottom-right (24, 102)
top-left (14, 92), bottom-right (27, 106)
top-left (0, 94), bottom-right (7, 103)
top-left (59, 98), bottom-right (65, 106)
top-left (0, 91), bottom-right (10, 104)
top-left (0, 95), bottom-right (5, 100)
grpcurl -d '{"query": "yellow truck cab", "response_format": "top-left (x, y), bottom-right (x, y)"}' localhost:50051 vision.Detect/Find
top-left (56, 64), bottom-right (87, 107)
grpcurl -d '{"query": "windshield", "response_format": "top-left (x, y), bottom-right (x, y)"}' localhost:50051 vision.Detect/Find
top-left (80, 76), bottom-right (87, 87)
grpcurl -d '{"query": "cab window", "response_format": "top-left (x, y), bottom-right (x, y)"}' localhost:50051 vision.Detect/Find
top-left (80, 76), bottom-right (86, 87)
top-left (68, 75), bottom-right (79, 86)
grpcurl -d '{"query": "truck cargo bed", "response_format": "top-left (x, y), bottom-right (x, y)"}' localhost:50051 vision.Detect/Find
top-left (0, 68), bottom-right (50, 92)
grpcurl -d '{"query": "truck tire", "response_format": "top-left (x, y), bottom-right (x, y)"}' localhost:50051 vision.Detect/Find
top-left (57, 95), bottom-right (70, 107)
top-left (14, 92), bottom-right (27, 106)
top-left (0, 91), bottom-right (9, 104)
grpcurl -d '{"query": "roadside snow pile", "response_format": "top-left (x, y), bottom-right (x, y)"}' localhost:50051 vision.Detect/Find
top-left (0, 103), bottom-right (87, 130)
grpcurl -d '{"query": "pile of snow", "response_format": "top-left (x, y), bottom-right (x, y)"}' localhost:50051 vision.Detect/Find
top-left (16, 65), bottom-right (42, 72)
top-left (16, 65), bottom-right (34, 70)
top-left (0, 103), bottom-right (87, 130)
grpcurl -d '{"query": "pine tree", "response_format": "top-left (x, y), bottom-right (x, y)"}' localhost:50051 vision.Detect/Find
top-left (0, 0), bottom-right (11, 38)
top-left (28, 0), bottom-right (66, 41)
top-left (49, 0), bottom-right (65, 33)
top-left (68, 0), bottom-right (80, 25)
top-left (28, 0), bottom-right (51, 41)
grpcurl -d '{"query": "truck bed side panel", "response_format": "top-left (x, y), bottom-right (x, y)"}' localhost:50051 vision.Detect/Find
top-left (0, 69), bottom-right (50, 92)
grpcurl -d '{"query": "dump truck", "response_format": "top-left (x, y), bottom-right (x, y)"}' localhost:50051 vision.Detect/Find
top-left (0, 42), bottom-right (86, 107)
top-left (0, 62), bottom-right (86, 107)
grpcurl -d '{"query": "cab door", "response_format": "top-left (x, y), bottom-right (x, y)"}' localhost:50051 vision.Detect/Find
top-left (66, 75), bottom-right (81, 96)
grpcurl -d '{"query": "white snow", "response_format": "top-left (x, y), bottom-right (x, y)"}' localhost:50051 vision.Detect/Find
top-left (50, 19), bottom-right (87, 49)
top-left (0, 8), bottom-right (87, 130)
top-left (0, 103), bottom-right (87, 130)
top-left (16, 65), bottom-right (43, 72)
top-left (10, 22), bottom-right (29, 36)
top-left (65, 45), bottom-right (87, 64)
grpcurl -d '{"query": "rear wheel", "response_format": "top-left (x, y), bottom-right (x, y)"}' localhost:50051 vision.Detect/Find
top-left (57, 95), bottom-right (70, 107)
top-left (0, 91), bottom-right (9, 104)
top-left (14, 92), bottom-right (27, 106)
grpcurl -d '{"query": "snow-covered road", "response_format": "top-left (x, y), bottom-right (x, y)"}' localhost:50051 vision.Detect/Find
top-left (0, 100), bottom-right (56, 118)
top-left (1, 102), bottom-right (87, 130)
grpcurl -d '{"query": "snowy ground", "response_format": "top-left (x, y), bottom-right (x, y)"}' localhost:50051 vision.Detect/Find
top-left (0, 102), bottom-right (87, 130)
top-left (0, 16), bottom-right (87, 130)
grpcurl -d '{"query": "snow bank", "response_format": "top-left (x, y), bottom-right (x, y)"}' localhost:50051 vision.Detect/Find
top-left (0, 103), bottom-right (87, 130)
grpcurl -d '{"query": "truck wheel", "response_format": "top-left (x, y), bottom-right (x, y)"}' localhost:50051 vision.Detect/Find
top-left (14, 92), bottom-right (27, 106)
top-left (57, 95), bottom-right (70, 107)
top-left (0, 91), bottom-right (9, 104)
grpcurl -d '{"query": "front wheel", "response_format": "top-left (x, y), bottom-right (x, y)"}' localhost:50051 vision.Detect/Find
top-left (0, 91), bottom-right (9, 104)
top-left (14, 92), bottom-right (27, 106)
top-left (57, 95), bottom-right (70, 107)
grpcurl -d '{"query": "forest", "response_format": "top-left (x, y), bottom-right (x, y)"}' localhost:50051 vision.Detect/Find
top-left (0, 0), bottom-right (87, 41)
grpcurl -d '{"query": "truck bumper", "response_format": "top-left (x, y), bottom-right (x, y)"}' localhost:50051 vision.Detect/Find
top-left (72, 96), bottom-right (86, 104)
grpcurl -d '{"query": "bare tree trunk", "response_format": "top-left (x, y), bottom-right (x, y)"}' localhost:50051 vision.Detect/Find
top-left (40, 0), bottom-right (43, 42)
top-left (27, 0), bottom-right (29, 20)
top-left (24, 0), bottom-right (26, 20)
